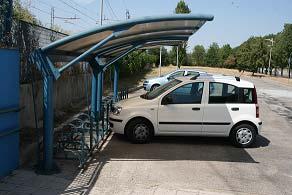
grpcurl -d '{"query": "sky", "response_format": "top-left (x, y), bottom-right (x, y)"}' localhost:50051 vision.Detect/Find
top-left (22, 0), bottom-right (292, 52)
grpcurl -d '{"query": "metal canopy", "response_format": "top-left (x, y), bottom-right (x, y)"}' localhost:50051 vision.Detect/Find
top-left (30, 14), bottom-right (214, 173)
top-left (40, 14), bottom-right (213, 78)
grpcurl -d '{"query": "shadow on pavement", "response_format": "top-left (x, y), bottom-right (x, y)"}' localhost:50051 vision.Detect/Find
top-left (100, 133), bottom-right (270, 164)
top-left (0, 133), bottom-right (270, 195)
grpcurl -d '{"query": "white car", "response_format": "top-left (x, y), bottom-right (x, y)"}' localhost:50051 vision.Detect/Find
top-left (143, 69), bottom-right (206, 91)
top-left (110, 75), bottom-right (262, 147)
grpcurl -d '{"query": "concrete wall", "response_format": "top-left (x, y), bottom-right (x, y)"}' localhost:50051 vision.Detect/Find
top-left (19, 74), bottom-right (91, 128)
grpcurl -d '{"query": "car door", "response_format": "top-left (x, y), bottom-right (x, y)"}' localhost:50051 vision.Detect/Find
top-left (202, 82), bottom-right (237, 136)
top-left (157, 82), bottom-right (205, 135)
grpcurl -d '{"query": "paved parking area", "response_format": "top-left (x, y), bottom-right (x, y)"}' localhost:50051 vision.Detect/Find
top-left (1, 76), bottom-right (292, 195)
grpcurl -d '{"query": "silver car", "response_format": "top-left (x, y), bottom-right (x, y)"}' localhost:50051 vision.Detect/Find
top-left (143, 69), bottom-right (206, 91)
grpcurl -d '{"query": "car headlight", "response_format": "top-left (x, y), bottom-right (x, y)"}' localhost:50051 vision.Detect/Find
top-left (112, 106), bottom-right (122, 115)
top-left (144, 80), bottom-right (149, 84)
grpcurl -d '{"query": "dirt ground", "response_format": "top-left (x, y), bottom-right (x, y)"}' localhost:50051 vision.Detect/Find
top-left (143, 65), bottom-right (292, 87)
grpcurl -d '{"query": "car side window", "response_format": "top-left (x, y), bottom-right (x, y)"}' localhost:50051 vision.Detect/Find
top-left (169, 71), bottom-right (184, 79)
top-left (241, 88), bottom-right (254, 103)
top-left (185, 71), bottom-right (199, 77)
top-left (209, 82), bottom-right (239, 103)
top-left (167, 82), bottom-right (204, 104)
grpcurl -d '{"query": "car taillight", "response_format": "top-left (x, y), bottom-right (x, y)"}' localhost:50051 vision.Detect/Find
top-left (256, 105), bottom-right (259, 118)
top-left (253, 87), bottom-right (259, 118)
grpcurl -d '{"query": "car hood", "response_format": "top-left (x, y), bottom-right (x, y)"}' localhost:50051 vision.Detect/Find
top-left (116, 95), bottom-right (155, 108)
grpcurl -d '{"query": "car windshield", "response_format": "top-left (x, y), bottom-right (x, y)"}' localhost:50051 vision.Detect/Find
top-left (141, 79), bottom-right (182, 100)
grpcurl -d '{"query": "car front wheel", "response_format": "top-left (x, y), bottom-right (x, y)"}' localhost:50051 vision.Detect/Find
top-left (126, 118), bottom-right (153, 144)
top-left (230, 124), bottom-right (257, 148)
top-left (150, 84), bottom-right (160, 91)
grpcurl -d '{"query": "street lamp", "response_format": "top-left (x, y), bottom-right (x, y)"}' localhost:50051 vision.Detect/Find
top-left (265, 38), bottom-right (275, 75)
top-left (288, 52), bottom-right (292, 79)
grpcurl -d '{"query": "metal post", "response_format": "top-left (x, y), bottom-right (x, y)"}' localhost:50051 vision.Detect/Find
top-left (90, 70), bottom-right (97, 117)
top-left (97, 68), bottom-right (104, 117)
top-left (43, 75), bottom-right (54, 171)
top-left (288, 52), bottom-right (292, 79)
top-left (176, 46), bottom-right (179, 69)
top-left (268, 46), bottom-right (272, 75)
top-left (265, 38), bottom-right (274, 75)
top-left (100, 0), bottom-right (104, 26)
top-left (113, 64), bottom-right (119, 102)
top-left (90, 68), bottom-right (98, 149)
top-left (50, 7), bottom-right (55, 30)
top-left (159, 46), bottom-right (162, 77)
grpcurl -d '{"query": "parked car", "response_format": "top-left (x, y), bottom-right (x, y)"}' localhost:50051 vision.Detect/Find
top-left (143, 69), bottom-right (206, 91)
top-left (109, 74), bottom-right (262, 147)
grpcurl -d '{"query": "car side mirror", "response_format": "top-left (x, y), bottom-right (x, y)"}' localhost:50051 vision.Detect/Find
top-left (162, 96), bottom-right (173, 105)
top-left (167, 76), bottom-right (173, 80)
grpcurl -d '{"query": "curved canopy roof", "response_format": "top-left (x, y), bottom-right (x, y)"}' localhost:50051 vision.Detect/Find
top-left (33, 14), bottom-right (213, 79)
top-left (43, 14), bottom-right (213, 59)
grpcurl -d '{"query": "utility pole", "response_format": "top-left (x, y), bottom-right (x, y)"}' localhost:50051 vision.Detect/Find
top-left (159, 46), bottom-right (162, 76)
top-left (265, 38), bottom-right (275, 75)
top-left (288, 52), bottom-right (292, 79)
top-left (100, 0), bottom-right (104, 26)
top-left (50, 7), bottom-right (55, 30)
top-left (50, 7), bottom-right (55, 41)
top-left (126, 9), bottom-right (130, 20)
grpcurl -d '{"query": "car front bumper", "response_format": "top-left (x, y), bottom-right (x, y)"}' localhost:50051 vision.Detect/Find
top-left (143, 82), bottom-right (151, 91)
top-left (109, 116), bottom-right (125, 134)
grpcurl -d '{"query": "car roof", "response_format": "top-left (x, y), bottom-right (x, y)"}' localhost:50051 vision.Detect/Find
top-left (175, 69), bottom-right (205, 73)
top-left (176, 74), bottom-right (254, 88)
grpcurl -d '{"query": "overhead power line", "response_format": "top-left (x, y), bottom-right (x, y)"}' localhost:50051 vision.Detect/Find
top-left (105, 0), bottom-right (118, 20)
top-left (30, 5), bottom-right (50, 15)
top-left (35, 0), bottom-right (76, 16)
top-left (58, 0), bottom-right (97, 23)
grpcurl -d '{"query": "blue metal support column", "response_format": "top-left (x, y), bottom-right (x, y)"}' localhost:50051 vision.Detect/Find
top-left (29, 50), bottom-right (59, 174)
top-left (91, 73), bottom-right (97, 117)
top-left (96, 67), bottom-right (104, 117)
top-left (89, 60), bottom-right (99, 118)
top-left (43, 75), bottom-right (54, 171)
top-left (113, 64), bottom-right (119, 102)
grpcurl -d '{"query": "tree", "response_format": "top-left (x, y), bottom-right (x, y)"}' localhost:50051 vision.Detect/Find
top-left (219, 44), bottom-right (233, 66)
top-left (223, 55), bottom-right (237, 69)
top-left (175, 0), bottom-right (191, 14)
top-left (274, 24), bottom-right (292, 76)
top-left (192, 45), bottom-right (206, 66)
top-left (13, 0), bottom-right (39, 24)
top-left (174, 0), bottom-right (191, 68)
top-left (205, 43), bottom-right (220, 66)
top-left (147, 47), bottom-right (170, 67)
top-left (236, 37), bottom-right (269, 74)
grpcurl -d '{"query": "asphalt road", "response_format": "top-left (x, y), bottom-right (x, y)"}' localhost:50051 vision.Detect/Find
top-left (89, 76), bottom-right (292, 195)
top-left (1, 76), bottom-right (292, 195)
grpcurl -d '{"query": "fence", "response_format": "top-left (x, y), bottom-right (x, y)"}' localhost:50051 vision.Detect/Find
top-left (1, 19), bottom-right (90, 84)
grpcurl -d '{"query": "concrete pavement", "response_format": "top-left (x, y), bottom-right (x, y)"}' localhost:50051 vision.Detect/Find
top-left (1, 75), bottom-right (292, 195)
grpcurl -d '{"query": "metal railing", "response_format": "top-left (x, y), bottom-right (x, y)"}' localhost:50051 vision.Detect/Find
top-left (54, 97), bottom-right (113, 167)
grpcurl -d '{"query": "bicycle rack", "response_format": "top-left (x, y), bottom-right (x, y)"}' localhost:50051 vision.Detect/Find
top-left (54, 97), bottom-right (114, 168)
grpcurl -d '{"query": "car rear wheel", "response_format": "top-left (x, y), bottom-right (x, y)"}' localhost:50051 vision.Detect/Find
top-left (150, 84), bottom-right (160, 91)
top-left (230, 124), bottom-right (256, 148)
top-left (126, 118), bottom-right (153, 144)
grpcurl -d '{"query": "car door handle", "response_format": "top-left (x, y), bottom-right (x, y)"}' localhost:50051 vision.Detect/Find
top-left (192, 107), bottom-right (200, 111)
top-left (231, 107), bottom-right (239, 111)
